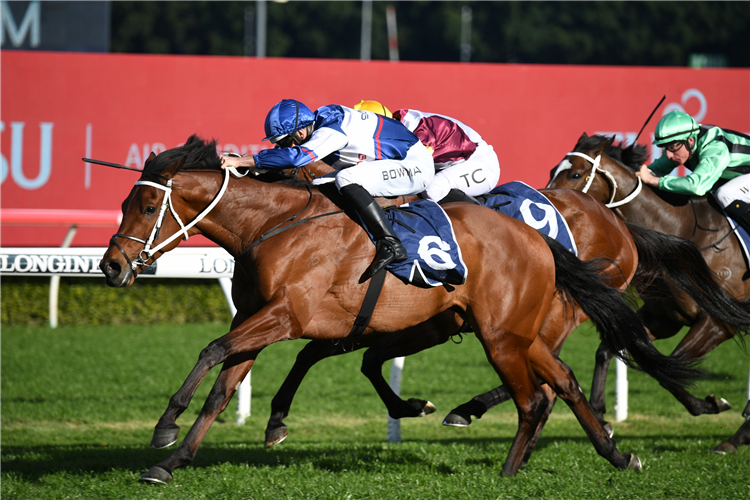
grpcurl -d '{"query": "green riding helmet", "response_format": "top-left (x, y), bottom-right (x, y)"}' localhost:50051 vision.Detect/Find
top-left (653, 110), bottom-right (700, 146)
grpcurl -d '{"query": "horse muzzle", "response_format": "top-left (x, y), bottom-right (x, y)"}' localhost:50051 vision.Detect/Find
top-left (99, 257), bottom-right (135, 288)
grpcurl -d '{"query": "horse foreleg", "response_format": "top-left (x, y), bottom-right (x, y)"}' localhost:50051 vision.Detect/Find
top-left (149, 299), bottom-right (303, 452)
top-left (712, 401), bottom-right (750, 455)
top-left (141, 352), bottom-right (257, 484)
top-left (149, 340), bottom-right (234, 450)
top-left (529, 339), bottom-right (638, 471)
top-left (361, 324), bottom-right (451, 420)
top-left (265, 338), bottom-right (374, 448)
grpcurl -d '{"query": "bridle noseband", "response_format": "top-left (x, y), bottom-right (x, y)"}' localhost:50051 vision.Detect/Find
top-left (111, 167), bottom-right (235, 271)
top-left (565, 151), bottom-right (643, 208)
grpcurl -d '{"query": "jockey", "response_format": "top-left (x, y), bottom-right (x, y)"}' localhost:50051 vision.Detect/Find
top-left (637, 110), bottom-right (750, 233)
top-left (220, 98), bottom-right (435, 280)
top-left (353, 100), bottom-right (501, 203)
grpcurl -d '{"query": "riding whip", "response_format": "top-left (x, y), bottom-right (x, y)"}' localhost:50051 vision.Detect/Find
top-left (632, 95), bottom-right (666, 145)
top-left (82, 158), bottom-right (142, 172)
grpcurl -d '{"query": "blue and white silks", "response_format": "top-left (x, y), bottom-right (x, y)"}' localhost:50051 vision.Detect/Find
top-left (483, 181), bottom-right (578, 255)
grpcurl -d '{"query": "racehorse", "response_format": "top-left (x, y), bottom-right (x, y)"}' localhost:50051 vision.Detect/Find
top-left (547, 133), bottom-right (750, 455)
top-left (100, 135), bottom-right (699, 483)
top-left (261, 176), bottom-right (750, 449)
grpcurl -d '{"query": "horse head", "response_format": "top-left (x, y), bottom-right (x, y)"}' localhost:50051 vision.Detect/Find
top-left (100, 135), bottom-right (224, 287)
top-left (548, 134), bottom-right (647, 208)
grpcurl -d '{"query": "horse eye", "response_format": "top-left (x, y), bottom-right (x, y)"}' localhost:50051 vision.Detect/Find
top-left (144, 206), bottom-right (156, 215)
top-left (569, 172), bottom-right (582, 181)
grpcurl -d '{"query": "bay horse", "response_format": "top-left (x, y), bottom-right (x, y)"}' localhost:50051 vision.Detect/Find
top-left (261, 172), bottom-right (750, 451)
top-left (100, 135), bottom-right (698, 483)
top-left (547, 133), bottom-right (750, 455)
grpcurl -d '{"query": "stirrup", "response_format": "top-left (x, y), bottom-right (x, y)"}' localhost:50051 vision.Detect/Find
top-left (362, 240), bottom-right (405, 281)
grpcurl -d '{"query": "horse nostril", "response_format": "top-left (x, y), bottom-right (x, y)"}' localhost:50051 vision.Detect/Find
top-left (101, 260), bottom-right (122, 278)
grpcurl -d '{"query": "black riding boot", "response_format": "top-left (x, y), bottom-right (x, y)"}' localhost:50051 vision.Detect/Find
top-left (724, 200), bottom-right (750, 235)
top-left (340, 184), bottom-right (408, 280)
top-left (436, 188), bottom-right (481, 206)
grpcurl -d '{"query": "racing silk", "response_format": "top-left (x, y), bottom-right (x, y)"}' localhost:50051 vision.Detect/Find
top-left (393, 109), bottom-right (480, 170)
top-left (647, 125), bottom-right (750, 196)
top-left (254, 105), bottom-right (419, 170)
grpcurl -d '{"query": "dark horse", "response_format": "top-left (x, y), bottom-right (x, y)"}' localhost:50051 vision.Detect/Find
top-left (547, 133), bottom-right (750, 455)
top-left (261, 163), bottom-right (750, 451)
top-left (100, 135), bottom-right (699, 483)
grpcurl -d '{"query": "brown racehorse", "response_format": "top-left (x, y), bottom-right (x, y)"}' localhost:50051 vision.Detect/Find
top-left (100, 135), bottom-right (700, 483)
top-left (547, 133), bottom-right (750, 455)
top-left (262, 166), bottom-right (750, 452)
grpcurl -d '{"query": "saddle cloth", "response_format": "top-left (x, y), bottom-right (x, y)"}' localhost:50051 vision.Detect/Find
top-left (482, 181), bottom-right (578, 256)
top-left (377, 199), bottom-right (468, 288)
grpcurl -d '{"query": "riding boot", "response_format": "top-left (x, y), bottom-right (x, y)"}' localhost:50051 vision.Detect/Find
top-left (340, 183), bottom-right (408, 280)
top-left (724, 200), bottom-right (750, 235)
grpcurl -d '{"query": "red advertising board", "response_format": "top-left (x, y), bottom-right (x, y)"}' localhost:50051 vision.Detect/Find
top-left (2, 51), bottom-right (749, 246)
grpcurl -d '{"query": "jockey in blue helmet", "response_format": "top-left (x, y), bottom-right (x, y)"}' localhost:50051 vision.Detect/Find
top-left (220, 99), bottom-right (436, 280)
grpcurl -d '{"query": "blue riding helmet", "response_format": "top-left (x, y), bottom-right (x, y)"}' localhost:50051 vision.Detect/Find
top-left (262, 99), bottom-right (316, 142)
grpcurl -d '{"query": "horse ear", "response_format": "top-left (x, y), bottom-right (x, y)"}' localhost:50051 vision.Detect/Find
top-left (144, 152), bottom-right (157, 169)
top-left (162, 158), bottom-right (186, 177)
top-left (592, 136), bottom-right (615, 156)
top-left (575, 132), bottom-right (589, 147)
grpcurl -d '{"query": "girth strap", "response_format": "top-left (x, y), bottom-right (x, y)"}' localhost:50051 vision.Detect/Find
top-left (346, 267), bottom-right (386, 337)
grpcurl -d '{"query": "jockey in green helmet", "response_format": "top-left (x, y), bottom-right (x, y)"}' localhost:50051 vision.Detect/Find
top-left (638, 110), bottom-right (750, 233)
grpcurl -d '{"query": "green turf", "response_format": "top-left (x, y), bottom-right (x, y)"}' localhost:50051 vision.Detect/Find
top-left (2, 322), bottom-right (749, 499)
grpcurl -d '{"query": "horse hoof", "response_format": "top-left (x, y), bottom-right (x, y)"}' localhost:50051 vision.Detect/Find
top-left (711, 441), bottom-right (738, 455)
top-left (265, 425), bottom-right (288, 448)
top-left (150, 424), bottom-right (180, 449)
top-left (138, 466), bottom-right (173, 484)
top-left (603, 422), bottom-right (614, 438)
top-left (407, 398), bottom-right (437, 417)
top-left (442, 413), bottom-right (471, 427)
top-left (707, 395), bottom-right (733, 413)
top-left (627, 454), bottom-right (642, 472)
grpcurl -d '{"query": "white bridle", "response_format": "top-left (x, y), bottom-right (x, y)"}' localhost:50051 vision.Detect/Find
top-left (565, 151), bottom-right (642, 209)
top-left (116, 166), bottom-right (246, 270)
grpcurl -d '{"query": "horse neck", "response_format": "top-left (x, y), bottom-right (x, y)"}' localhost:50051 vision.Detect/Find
top-left (611, 180), bottom-right (698, 239)
top-left (175, 171), bottom-right (322, 257)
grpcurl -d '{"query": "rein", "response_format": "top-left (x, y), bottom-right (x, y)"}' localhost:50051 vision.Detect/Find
top-left (566, 151), bottom-right (643, 208)
top-left (238, 184), bottom-right (344, 258)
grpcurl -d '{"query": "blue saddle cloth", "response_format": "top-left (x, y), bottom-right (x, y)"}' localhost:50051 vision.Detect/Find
top-left (379, 199), bottom-right (468, 288)
top-left (482, 181), bottom-right (578, 255)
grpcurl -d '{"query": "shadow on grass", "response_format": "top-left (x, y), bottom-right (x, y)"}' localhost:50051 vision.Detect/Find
top-left (2, 432), bottom-right (740, 481)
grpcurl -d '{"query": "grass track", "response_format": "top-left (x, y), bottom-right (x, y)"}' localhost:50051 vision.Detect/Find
top-left (2, 322), bottom-right (749, 499)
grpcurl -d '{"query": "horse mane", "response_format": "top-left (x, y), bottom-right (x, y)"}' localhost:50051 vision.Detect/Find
top-left (144, 135), bottom-right (223, 176)
top-left (576, 134), bottom-right (650, 172)
top-left (143, 134), bottom-right (311, 189)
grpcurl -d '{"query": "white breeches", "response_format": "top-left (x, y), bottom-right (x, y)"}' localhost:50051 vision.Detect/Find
top-left (714, 173), bottom-right (750, 207)
top-left (422, 142), bottom-right (501, 201)
top-left (311, 141), bottom-right (435, 197)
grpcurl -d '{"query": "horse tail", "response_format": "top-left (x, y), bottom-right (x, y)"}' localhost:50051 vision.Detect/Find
top-left (542, 234), bottom-right (704, 393)
top-left (625, 221), bottom-right (750, 340)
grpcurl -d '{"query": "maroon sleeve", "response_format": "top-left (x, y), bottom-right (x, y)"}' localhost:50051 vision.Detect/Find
top-left (412, 115), bottom-right (478, 164)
